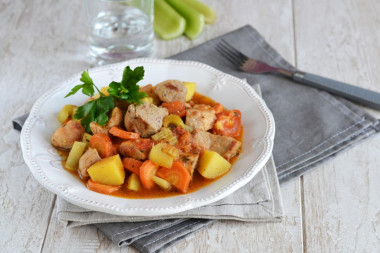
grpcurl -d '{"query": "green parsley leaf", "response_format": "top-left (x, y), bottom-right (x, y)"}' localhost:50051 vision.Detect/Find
top-left (107, 66), bottom-right (147, 104)
top-left (65, 71), bottom-right (96, 98)
top-left (66, 66), bottom-right (147, 133)
top-left (73, 96), bottom-right (114, 133)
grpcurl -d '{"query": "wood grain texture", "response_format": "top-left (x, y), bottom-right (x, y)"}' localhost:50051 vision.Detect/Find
top-left (294, 0), bottom-right (380, 252)
top-left (0, 0), bottom-right (92, 252)
top-left (0, 0), bottom-right (304, 252)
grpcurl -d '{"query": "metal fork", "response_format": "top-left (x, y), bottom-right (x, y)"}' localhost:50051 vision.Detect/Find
top-left (216, 40), bottom-right (380, 110)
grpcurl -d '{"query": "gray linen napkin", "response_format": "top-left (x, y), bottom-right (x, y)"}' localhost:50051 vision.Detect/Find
top-left (169, 25), bottom-right (380, 182)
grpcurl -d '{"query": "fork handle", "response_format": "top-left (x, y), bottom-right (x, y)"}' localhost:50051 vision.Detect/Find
top-left (293, 71), bottom-right (380, 110)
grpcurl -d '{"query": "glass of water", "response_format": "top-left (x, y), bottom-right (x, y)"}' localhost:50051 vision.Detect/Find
top-left (84, 0), bottom-right (154, 64)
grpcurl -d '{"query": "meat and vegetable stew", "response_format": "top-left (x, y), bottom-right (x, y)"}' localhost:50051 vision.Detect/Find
top-left (51, 66), bottom-right (243, 198)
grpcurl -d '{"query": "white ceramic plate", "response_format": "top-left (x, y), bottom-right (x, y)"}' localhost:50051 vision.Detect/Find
top-left (20, 58), bottom-right (275, 216)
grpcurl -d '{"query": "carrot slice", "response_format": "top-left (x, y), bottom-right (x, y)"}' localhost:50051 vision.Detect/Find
top-left (139, 160), bottom-right (159, 190)
top-left (213, 103), bottom-right (224, 114)
top-left (156, 162), bottom-right (191, 193)
top-left (109, 127), bottom-right (140, 140)
top-left (89, 133), bottom-right (113, 158)
top-left (87, 179), bottom-right (120, 194)
top-left (122, 157), bottom-right (143, 175)
top-left (161, 101), bottom-right (186, 117)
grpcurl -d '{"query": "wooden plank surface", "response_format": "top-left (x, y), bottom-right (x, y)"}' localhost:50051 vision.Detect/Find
top-left (294, 0), bottom-right (380, 252)
top-left (0, 1), bottom-right (90, 252)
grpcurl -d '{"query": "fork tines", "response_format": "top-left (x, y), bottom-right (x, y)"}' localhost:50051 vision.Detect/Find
top-left (216, 40), bottom-right (248, 67)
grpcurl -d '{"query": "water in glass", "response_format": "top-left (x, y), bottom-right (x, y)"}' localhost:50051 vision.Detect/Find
top-left (89, 6), bottom-right (153, 61)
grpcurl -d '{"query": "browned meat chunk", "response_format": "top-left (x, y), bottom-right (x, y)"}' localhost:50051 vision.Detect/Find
top-left (192, 131), bottom-right (211, 150)
top-left (90, 122), bottom-right (108, 135)
top-left (78, 148), bottom-right (101, 179)
top-left (154, 80), bottom-right (187, 103)
top-left (140, 84), bottom-right (160, 105)
top-left (106, 107), bottom-right (123, 128)
top-left (178, 152), bottom-right (199, 176)
top-left (119, 139), bottom-right (153, 160)
top-left (124, 103), bottom-right (168, 137)
top-left (186, 104), bottom-right (216, 131)
top-left (51, 120), bottom-right (84, 150)
top-left (193, 131), bottom-right (241, 160)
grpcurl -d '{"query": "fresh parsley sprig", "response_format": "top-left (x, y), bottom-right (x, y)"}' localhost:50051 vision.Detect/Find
top-left (64, 66), bottom-right (148, 133)
top-left (65, 71), bottom-right (115, 133)
top-left (107, 66), bottom-right (147, 104)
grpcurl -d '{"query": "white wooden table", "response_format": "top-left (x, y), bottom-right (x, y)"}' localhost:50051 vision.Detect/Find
top-left (1, 0), bottom-right (380, 252)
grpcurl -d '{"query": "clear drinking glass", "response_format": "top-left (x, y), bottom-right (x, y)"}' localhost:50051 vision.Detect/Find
top-left (84, 0), bottom-right (154, 63)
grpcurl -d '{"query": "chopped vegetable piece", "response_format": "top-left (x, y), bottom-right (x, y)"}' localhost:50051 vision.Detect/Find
top-left (57, 104), bottom-right (77, 123)
top-left (161, 144), bottom-right (180, 160)
top-left (89, 133), bottom-right (113, 158)
top-left (198, 150), bottom-right (231, 179)
top-left (213, 103), bottom-right (224, 114)
top-left (65, 141), bottom-right (87, 171)
top-left (163, 114), bottom-right (193, 132)
top-left (141, 97), bottom-right (154, 104)
top-left (109, 127), bottom-right (140, 140)
top-left (122, 157), bottom-right (143, 175)
top-left (87, 154), bottom-right (125, 185)
top-left (139, 160), bottom-right (159, 190)
top-left (182, 124), bottom-right (193, 132)
top-left (161, 101), bottom-right (186, 117)
top-left (151, 127), bottom-right (177, 145)
top-left (154, 0), bottom-right (186, 40)
top-left (163, 114), bottom-right (185, 128)
top-left (166, 0), bottom-right (205, 40)
top-left (127, 173), bottom-right (142, 191)
top-left (156, 162), bottom-right (191, 193)
top-left (82, 132), bottom-right (92, 142)
top-left (212, 110), bottom-right (242, 137)
top-left (182, 0), bottom-right (217, 24)
top-left (87, 179), bottom-right (120, 194)
top-left (152, 175), bottom-right (172, 191)
top-left (183, 82), bottom-right (196, 101)
top-left (149, 143), bottom-right (174, 168)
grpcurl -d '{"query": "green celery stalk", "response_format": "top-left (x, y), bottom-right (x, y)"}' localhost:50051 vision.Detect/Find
top-left (165, 0), bottom-right (205, 40)
top-left (182, 0), bottom-right (216, 24)
top-left (154, 0), bottom-right (186, 40)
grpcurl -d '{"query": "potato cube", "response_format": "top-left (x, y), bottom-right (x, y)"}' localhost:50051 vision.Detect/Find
top-left (198, 150), bottom-right (231, 179)
top-left (87, 154), bottom-right (125, 186)
top-left (183, 82), bottom-right (196, 101)
top-left (127, 173), bottom-right (142, 191)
